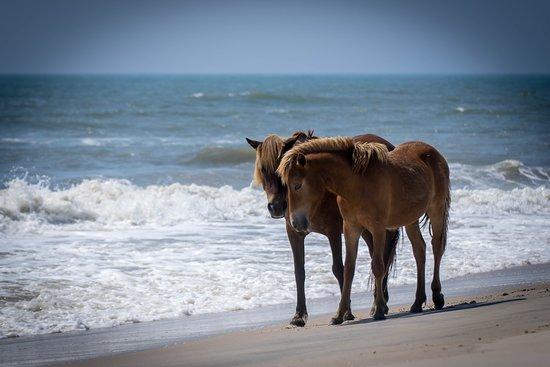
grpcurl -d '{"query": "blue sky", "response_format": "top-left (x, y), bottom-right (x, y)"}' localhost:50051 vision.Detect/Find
top-left (1, 0), bottom-right (549, 74)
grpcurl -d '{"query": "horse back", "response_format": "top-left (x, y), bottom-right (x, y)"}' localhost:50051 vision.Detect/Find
top-left (390, 141), bottom-right (450, 200)
top-left (353, 134), bottom-right (395, 151)
top-left (392, 141), bottom-right (445, 165)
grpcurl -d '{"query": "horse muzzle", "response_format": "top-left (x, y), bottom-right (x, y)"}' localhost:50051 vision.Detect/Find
top-left (267, 201), bottom-right (287, 219)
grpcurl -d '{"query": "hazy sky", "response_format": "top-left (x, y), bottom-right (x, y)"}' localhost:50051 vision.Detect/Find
top-left (1, 0), bottom-right (549, 74)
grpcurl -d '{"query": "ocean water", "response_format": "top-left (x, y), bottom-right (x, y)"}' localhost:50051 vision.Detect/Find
top-left (1, 75), bottom-right (549, 338)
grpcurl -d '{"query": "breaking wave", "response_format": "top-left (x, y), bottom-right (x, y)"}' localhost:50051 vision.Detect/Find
top-left (1, 170), bottom-right (548, 234)
top-left (450, 160), bottom-right (550, 189)
top-left (0, 179), bottom-right (269, 233)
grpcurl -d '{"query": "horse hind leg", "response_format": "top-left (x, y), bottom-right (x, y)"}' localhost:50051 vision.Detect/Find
top-left (370, 227), bottom-right (389, 320)
top-left (427, 205), bottom-right (448, 310)
top-left (405, 222), bottom-right (427, 313)
top-left (424, 147), bottom-right (450, 310)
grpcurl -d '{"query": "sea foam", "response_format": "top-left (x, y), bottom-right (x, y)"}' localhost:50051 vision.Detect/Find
top-left (0, 179), bottom-right (269, 233)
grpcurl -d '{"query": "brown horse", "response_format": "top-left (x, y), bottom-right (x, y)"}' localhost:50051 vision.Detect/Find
top-left (279, 137), bottom-right (450, 323)
top-left (246, 131), bottom-right (400, 326)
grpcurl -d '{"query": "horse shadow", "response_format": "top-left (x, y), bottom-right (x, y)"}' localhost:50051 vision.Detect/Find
top-left (343, 298), bottom-right (525, 326)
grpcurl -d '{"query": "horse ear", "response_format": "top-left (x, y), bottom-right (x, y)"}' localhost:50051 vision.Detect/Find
top-left (246, 138), bottom-right (261, 150)
top-left (296, 153), bottom-right (306, 167)
top-left (280, 132), bottom-right (308, 159)
top-left (281, 137), bottom-right (298, 157)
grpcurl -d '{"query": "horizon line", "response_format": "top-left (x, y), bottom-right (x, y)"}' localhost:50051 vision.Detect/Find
top-left (1, 71), bottom-right (550, 77)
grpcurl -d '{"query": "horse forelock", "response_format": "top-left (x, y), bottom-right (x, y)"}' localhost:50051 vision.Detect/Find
top-left (278, 137), bottom-right (389, 183)
top-left (253, 134), bottom-right (284, 184)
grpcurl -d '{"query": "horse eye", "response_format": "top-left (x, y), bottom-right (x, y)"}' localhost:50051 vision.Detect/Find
top-left (294, 183), bottom-right (302, 191)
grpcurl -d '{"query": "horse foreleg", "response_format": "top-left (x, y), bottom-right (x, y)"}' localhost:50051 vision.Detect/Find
top-left (363, 229), bottom-right (396, 315)
top-left (331, 221), bottom-right (361, 325)
top-left (361, 230), bottom-right (384, 314)
top-left (371, 227), bottom-right (388, 320)
top-left (286, 221), bottom-right (308, 327)
top-left (328, 232), bottom-right (355, 321)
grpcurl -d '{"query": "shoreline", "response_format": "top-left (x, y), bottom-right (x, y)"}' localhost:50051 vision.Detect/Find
top-left (1, 262), bottom-right (550, 367)
top-left (65, 281), bottom-right (550, 367)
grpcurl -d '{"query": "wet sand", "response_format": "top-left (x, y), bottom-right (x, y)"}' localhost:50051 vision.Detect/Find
top-left (60, 283), bottom-right (550, 367)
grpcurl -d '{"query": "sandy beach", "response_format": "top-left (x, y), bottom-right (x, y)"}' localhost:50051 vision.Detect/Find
top-left (1, 263), bottom-right (549, 367)
top-left (59, 276), bottom-right (550, 366)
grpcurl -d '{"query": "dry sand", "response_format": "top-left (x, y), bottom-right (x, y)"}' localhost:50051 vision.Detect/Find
top-left (60, 282), bottom-right (550, 367)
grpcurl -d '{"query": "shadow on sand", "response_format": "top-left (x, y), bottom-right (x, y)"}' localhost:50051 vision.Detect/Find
top-left (344, 298), bottom-right (526, 326)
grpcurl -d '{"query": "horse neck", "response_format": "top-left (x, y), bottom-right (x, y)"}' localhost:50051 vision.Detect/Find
top-left (307, 152), bottom-right (364, 200)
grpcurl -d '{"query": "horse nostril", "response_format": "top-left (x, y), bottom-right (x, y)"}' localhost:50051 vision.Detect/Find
top-left (267, 203), bottom-right (274, 213)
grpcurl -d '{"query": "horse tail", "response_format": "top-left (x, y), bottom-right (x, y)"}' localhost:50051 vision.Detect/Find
top-left (424, 148), bottom-right (451, 253)
top-left (419, 213), bottom-right (430, 230)
top-left (441, 173), bottom-right (451, 253)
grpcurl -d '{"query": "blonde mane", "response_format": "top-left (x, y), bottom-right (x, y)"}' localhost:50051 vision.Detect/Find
top-left (278, 137), bottom-right (388, 183)
top-left (252, 131), bottom-right (316, 184)
top-left (253, 134), bottom-right (284, 184)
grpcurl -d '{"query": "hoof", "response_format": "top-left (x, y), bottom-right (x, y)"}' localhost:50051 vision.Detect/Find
top-left (290, 313), bottom-right (307, 327)
top-left (433, 293), bottom-right (445, 310)
top-left (330, 316), bottom-right (344, 325)
top-left (344, 310), bottom-right (355, 321)
top-left (372, 311), bottom-right (386, 321)
top-left (410, 302), bottom-right (423, 313)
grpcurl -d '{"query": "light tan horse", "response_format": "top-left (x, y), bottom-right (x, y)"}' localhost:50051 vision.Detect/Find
top-left (246, 131), bottom-right (399, 326)
top-left (279, 137), bottom-right (450, 323)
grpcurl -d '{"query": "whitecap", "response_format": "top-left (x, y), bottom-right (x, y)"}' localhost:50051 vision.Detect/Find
top-left (80, 138), bottom-right (102, 146)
